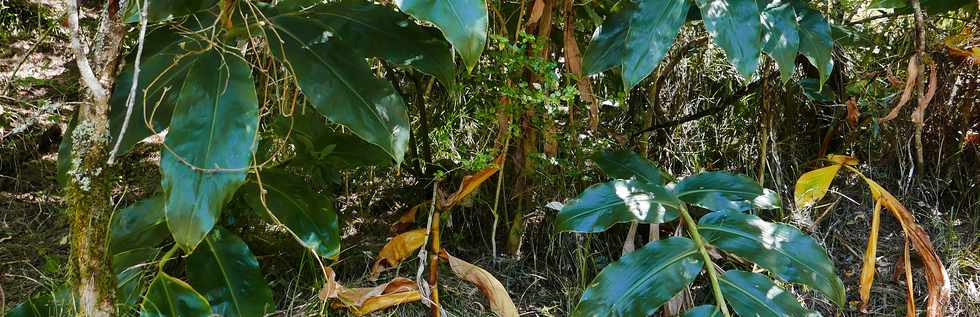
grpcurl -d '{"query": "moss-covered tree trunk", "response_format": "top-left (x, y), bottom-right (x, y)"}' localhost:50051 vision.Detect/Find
top-left (65, 0), bottom-right (128, 315)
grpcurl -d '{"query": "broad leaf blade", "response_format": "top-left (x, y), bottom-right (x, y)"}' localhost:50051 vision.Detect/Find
top-left (266, 15), bottom-right (410, 164)
top-left (186, 227), bottom-right (274, 316)
top-left (793, 164), bottom-right (842, 209)
top-left (719, 270), bottom-right (822, 317)
top-left (761, 0), bottom-right (799, 82)
top-left (241, 171), bottom-right (341, 259)
top-left (370, 228), bottom-right (428, 277)
top-left (699, 211), bottom-right (845, 306)
top-left (671, 171), bottom-right (780, 212)
top-left (620, 0), bottom-right (689, 89)
top-left (161, 49), bottom-right (258, 251)
top-left (681, 305), bottom-right (721, 317)
top-left (6, 287), bottom-right (74, 317)
top-left (113, 248), bottom-right (161, 311)
top-left (441, 251), bottom-right (519, 317)
top-left (310, 0), bottom-right (456, 88)
top-left (695, 0), bottom-right (764, 78)
top-left (795, 4), bottom-right (834, 87)
top-left (110, 195), bottom-right (169, 254)
top-left (593, 150), bottom-right (663, 185)
top-left (557, 180), bottom-right (681, 233)
top-left (141, 273), bottom-right (211, 317)
top-left (394, 0), bottom-right (488, 71)
top-left (573, 237), bottom-right (703, 317)
top-left (582, 3), bottom-right (633, 75)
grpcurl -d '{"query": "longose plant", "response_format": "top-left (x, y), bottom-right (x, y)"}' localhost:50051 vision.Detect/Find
top-left (557, 150), bottom-right (844, 317)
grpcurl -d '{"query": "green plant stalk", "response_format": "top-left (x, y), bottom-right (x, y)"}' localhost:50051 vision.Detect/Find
top-left (677, 204), bottom-right (731, 317)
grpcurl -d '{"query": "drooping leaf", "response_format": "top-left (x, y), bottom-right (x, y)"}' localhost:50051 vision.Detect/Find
top-left (859, 199), bottom-right (882, 311)
top-left (319, 267), bottom-right (421, 316)
top-left (241, 170), bottom-right (341, 259)
top-left (761, 0), bottom-right (799, 82)
top-left (441, 153), bottom-right (504, 209)
top-left (593, 150), bottom-right (663, 185)
top-left (573, 237), bottom-right (704, 317)
top-left (681, 305), bottom-right (721, 317)
top-left (581, 2), bottom-right (634, 75)
top-left (557, 179), bottom-right (681, 233)
top-left (561, 2), bottom-right (599, 130)
top-left (699, 211), bottom-right (845, 306)
top-left (160, 49), bottom-right (258, 251)
top-left (141, 273), bottom-right (211, 317)
top-left (266, 15), bottom-right (410, 164)
top-left (6, 287), bottom-right (74, 317)
top-left (370, 228), bottom-right (428, 278)
top-left (186, 226), bottom-right (274, 316)
top-left (695, 0), bottom-right (764, 78)
top-left (441, 251), bottom-right (519, 317)
top-left (795, 3), bottom-right (834, 87)
top-left (310, 0), bottom-right (456, 88)
top-left (670, 171), bottom-right (780, 212)
top-left (113, 248), bottom-right (161, 310)
top-left (109, 27), bottom-right (199, 155)
top-left (122, 0), bottom-right (219, 23)
top-left (393, 0), bottom-right (488, 71)
top-left (793, 164), bottom-right (842, 209)
top-left (110, 195), bottom-right (169, 254)
top-left (719, 270), bottom-right (822, 317)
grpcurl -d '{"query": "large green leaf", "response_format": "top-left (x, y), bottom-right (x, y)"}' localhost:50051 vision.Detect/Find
top-left (761, 0), bottom-right (799, 83)
top-left (670, 172), bottom-right (780, 212)
top-left (187, 227), bottom-right (274, 316)
top-left (113, 248), bottom-right (161, 311)
top-left (309, 0), bottom-right (456, 88)
top-left (581, 0), bottom-right (688, 90)
top-left (6, 287), bottom-right (74, 317)
top-left (593, 150), bottom-right (663, 185)
top-left (682, 305), bottom-right (721, 317)
top-left (394, 0), bottom-right (488, 71)
top-left (795, 3), bottom-right (834, 87)
top-left (699, 211), bottom-right (845, 306)
top-left (110, 195), bottom-right (169, 254)
top-left (573, 237), bottom-right (703, 317)
top-left (557, 179), bottom-right (681, 233)
top-left (161, 49), bottom-right (258, 251)
top-left (277, 109), bottom-right (393, 170)
top-left (141, 273), bottom-right (211, 317)
top-left (240, 170), bottom-right (341, 259)
top-left (266, 15), bottom-right (410, 164)
top-left (109, 28), bottom-right (199, 155)
top-left (719, 270), bottom-right (822, 317)
top-left (695, 0), bottom-right (764, 78)
top-left (123, 0), bottom-right (219, 23)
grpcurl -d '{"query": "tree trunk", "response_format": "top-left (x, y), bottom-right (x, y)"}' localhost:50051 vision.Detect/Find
top-left (65, 0), bottom-right (128, 315)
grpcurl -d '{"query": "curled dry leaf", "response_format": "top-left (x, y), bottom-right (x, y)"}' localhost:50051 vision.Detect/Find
top-left (528, 0), bottom-right (545, 26)
top-left (901, 232), bottom-right (916, 317)
top-left (846, 96), bottom-right (860, 129)
top-left (370, 228), bottom-right (428, 279)
top-left (826, 154), bottom-right (859, 166)
top-left (861, 178), bottom-right (950, 317)
top-left (911, 64), bottom-right (938, 126)
top-left (441, 153), bottom-right (505, 209)
top-left (393, 201), bottom-right (428, 233)
top-left (319, 267), bottom-right (421, 316)
top-left (881, 56), bottom-right (920, 122)
top-left (440, 251), bottom-right (519, 317)
top-left (859, 199), bottom-right (881, 312)
top-left (562, 0), bottom-right (599, 131)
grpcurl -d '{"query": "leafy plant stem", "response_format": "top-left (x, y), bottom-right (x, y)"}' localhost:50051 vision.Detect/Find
top-left (158, 244), bottom-right (180, 271)
top-left (677, 204), bottom-right (732, 317)
top-left (428, 206), bottom-right (442, 317)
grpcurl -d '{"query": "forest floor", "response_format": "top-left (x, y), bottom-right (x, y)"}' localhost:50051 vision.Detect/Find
top-left (2, 1), bottom-right (979, 316)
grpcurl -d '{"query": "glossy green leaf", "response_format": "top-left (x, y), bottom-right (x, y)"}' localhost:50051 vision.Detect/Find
top-left (795, 3), bottom-right (834, 87)
top-left (6, 287), bottom-right (74, 317)
top-left (113, 248), bottom-right (161, 310)
top-left (719, 270), bottom-right (822, 317)
top-left (141, 273), bottom-right (211, 317)
top-left (123, 0), bottom-right (219, 23)
top-left (187, 226), bottom-right (274, 316)
top-left (241, 170), bottom-right (341, 258)
top-left (681, 305), bottom-right (721, 317)
top-left (581, 0), bottom-right (688, 90)
top-left (266, 15), bottom-right (410, 164)
top-left (670, 171), bottom-right (780, 212)
top-left (394, 0), bottom-right (488, 71)
top-left (161, 49), bottom-right (258, 251)
top-left (310, 0), bottom-right (456, 88)
top-left (557, 179), bottom-right (681, 233)
top-left (593, 150), bottom-right (663, 185)
top-left (109, 28), bottom-right (199, 155)
top-left (56, 110), bottom-right (77, 188)
top-left (110, 195), bottom-right (169, 254)
top-left (573, 237), bottom-right (703, 317)
top-left (277, 109), bottom-right (393, 170)
top-left (699, 211), bottom-right (845, 306)
top-left (695, 0), bottom-right (764, 78)
top-left (761, 0), bottom-right (799, 83)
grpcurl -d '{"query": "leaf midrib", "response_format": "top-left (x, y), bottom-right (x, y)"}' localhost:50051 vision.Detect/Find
top-left (718, 275), bottom-right (784, 316)
top-left (698, 224), bottom-right (829, 283)
top-left (205, 235), bottom-right (244, 315)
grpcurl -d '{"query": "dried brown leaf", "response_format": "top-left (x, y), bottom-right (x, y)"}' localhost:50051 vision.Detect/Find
top-left (911, 64), bottom-right (938, 126)
top-left (441, 153), bottom-right (504, 209)
top-left (859, 199), bottom-right (882, 312)
top-left (319, 268), bottom-right (422, 316)
top-left (881, 56), bottom-right (920, 122)
top-left (441, 251), bottom-right (519, 317)
top-left (370, 229), bottom-right (428, 278)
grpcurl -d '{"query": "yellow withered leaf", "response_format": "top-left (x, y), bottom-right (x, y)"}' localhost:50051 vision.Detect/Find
top-left (859, 199), bottom-right (882, 312)
top-left (862, 178), bottom-right (950, 317)
top-left (319, 267), bottom-right (421, 316)
top-left (441, 153), bottom-right (505, 209)
top-left (826, 154), bottom-right (858, 166)
top-left (441, 251), bottom-right (518, 317)
top-left (370, 229), bottom-right (428, 278)
top-left (901, 232), bottom-right (916, 317)
top-left (794, 164), bottom-right (843, 209)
